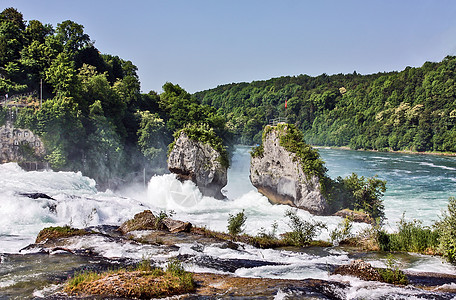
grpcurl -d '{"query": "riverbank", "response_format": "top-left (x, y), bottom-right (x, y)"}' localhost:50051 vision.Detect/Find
top-left (313, 145), bottom-right (456, 157)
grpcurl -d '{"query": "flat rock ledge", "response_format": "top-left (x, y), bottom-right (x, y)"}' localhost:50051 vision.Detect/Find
top-left (168, 132), bottom-right (227, 199)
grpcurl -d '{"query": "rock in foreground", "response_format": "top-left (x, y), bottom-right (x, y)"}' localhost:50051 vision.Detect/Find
top-left (250, 124), bottom-right (328, 215)
top-left (120, 210), bottom-right (192, 234)
top-left (333, 259), bottom-right (382, 281)
top-left (168, 126), bottom-right (228, 199)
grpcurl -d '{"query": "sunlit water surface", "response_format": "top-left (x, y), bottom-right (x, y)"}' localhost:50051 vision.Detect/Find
top-left (1, 146), bottom-right (456, 298)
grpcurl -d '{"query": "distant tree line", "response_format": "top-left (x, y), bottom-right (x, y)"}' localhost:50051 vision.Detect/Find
top-left (195, 56), bottom-right (456, 153)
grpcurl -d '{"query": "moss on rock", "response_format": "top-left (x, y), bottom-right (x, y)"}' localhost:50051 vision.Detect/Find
top-left (35, 226), bottom-right (88, 243)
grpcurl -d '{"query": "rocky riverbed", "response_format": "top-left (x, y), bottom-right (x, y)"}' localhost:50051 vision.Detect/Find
top-left (3, 214), bottom-right (456, 299)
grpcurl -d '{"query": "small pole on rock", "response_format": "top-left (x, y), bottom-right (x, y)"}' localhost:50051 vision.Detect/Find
top-left (143, 168), bottom-right (146, 188)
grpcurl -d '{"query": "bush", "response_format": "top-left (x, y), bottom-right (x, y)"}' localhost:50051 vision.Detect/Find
top-left (377, 254), bottom-right (409, 285)
top-left (250, 144), bottom-right (264, 158)
top-left (227, 210), bottom-right (247, 236)
top-left (334, 173), bottom-right (386, 224)
top-left (437, 197), bottom-right (456, 263)
top-left (330, 217), bottom-right (353, 245)
top-left (377, 215), bottom-right (439, 254)
top-left (283, 209), bottom-right (327, 246)
top-left (276, 124), bottom-right (327, 180)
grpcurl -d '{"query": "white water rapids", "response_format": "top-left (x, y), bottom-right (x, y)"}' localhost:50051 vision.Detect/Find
top-left (1, 146), bottom-right (456, 299)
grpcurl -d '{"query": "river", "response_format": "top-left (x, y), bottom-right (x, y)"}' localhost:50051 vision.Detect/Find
top-left (1, 146), bottom-right (456, 298)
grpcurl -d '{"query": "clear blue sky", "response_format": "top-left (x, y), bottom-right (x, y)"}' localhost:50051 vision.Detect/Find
top-left (4, 0), bottom-right (456, 93)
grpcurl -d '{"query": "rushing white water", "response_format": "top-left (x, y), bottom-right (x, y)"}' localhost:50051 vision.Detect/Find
top-left (1, 146), bottom-right (456, 299)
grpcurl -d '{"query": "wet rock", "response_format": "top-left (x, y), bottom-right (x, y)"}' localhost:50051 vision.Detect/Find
top-left (333, 259), bottom-right (382, 281)
top-left (178, 254), bottom-right (282, 273)
top-left (250, 124), bottom-right (328, 215)
top-left (120, 210), bottom-right (192, 234)
top-left (405, 270), bottom-right (456, 288)
top-left (19, 192), bottom-right (55, 200)
top-left (35, 226), bottom-right (89, 244)
top-left (190, 273), bottom-right (348, 299)
top-left (168, 131), bottom-right (227, 199)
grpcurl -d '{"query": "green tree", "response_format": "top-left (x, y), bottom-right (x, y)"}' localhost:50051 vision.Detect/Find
top-left (55, 20), bottom-right (91, 55)
top-left (437, 197), bottom-right (456, 263)
top-left (45, 52), bottom-right (78, 96)
top-left (136, 110), bottom-right (168, 163)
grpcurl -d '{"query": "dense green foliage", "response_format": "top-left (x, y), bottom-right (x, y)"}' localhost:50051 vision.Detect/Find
top-left (377, 215), bottom-right (439, 253)
top-left (195, 57), bottom-right (456, 153)
top-left (327, 173), bottom-right (387, 223)
top-left (0, 8), bottom-right (228, 186)
top-left (436, 197), bottom-right (456, 263)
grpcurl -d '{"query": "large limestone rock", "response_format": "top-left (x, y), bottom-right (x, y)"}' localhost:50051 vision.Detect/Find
top-left (168, 132), bottom-right (227, 199)
top-left (250, 124), bottom-right (328, 215)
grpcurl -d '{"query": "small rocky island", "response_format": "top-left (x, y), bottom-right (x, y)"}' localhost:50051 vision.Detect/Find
top-left (168, 124), bottom-right (229, 199)
top-left (250, 123), bottom-right (328, 215)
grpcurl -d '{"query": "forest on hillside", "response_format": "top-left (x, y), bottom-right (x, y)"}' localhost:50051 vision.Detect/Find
top-left (195, 57), bottom-right (456, 153)
top-left (0, 8), bottom-right (228, 186)
top-left (2, 7), bottom-right (456, 187)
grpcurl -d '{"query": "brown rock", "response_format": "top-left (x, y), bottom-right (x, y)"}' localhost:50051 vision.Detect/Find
top-left (119, 210), bottom-right (158, 234)
top-left (333, 259), bottom-right (382, 282)
top-left (162, 218), bottom-right (192, 233)
top-left (119, 210), bottom-right (193, 234)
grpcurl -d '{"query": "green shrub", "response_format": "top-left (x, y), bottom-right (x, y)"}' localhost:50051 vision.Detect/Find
top-left (329, 173), bottom-right (386, 224)
top-left (376, 215), bottom-right (439, 254)
top-left (330, 217), bottom-right (353, 245)
top-left (437, 197), bottom-right (456, 263)
top-left (227, 210), bottom-right (247, 236)
top-left (276, 124), bottom-right (327, 180)
top-left (250, 144), bottom-right (264, 158)
top-left (377, 254), bottom-right (409, 285)
top-left (283, 209), bottom-right (327, 246)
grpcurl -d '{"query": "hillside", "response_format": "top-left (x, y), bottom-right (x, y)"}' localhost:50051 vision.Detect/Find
top-left (0, 8), bottom-right (228, 187)
top-left (195, 57), bottom-right (456, 153)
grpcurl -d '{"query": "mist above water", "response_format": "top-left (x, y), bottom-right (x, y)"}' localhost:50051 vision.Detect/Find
top-left (1, 146), bottom-right (456, 299)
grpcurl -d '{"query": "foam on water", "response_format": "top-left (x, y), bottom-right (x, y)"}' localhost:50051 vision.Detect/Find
top-left (1, 147), bottom-right (456, 296)
top-left (0, 163), bottom-right (148, 253)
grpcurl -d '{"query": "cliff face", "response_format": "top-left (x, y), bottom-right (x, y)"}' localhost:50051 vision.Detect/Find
top-left (0, 123), bottom-right (46, 164)
top-left (168, 132), bottom-right (227, 199)
top-left (250, 124), bottom-right (328, 215)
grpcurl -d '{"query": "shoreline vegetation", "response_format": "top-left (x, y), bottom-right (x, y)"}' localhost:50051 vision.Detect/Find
top-left (313, 145), bottom-right (456, 157)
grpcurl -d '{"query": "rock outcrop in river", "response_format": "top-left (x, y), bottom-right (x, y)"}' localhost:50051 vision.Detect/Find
top-left (168, 125), bottom-right (228, 199)
top-left (250, 123), bottom-right (328, 215)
